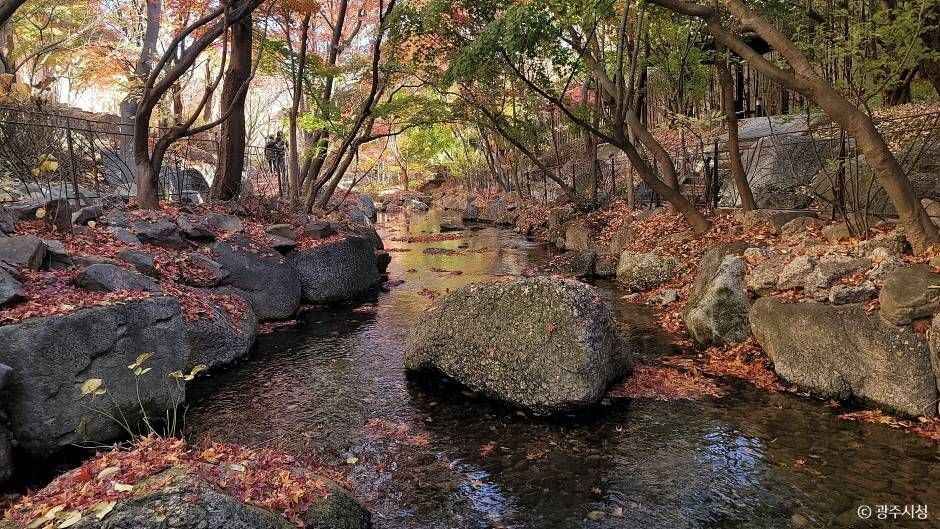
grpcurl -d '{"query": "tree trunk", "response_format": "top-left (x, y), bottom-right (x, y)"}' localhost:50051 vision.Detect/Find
top-left (287, 13), bottom-right (311, 206)
top-left (717, 53), bottom-right (757, 211)
top-left (133, 107), bottom-right (159, 208)
top-left (211, 6), bottom-right (252, 200)
top-left (0, 0), bottom-right (26, 73)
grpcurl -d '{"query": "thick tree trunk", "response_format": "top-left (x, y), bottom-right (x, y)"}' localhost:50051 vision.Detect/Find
top-left (211, 7), bottom-right (252, 200)
top-left (624, 110), bottom-right (679, 190)
top-left (133, 107), bottom-right (159, 208)
top-left (717, 54), bottom-right (757, 211)
top-left (0, 0), bottom-right (26, 73)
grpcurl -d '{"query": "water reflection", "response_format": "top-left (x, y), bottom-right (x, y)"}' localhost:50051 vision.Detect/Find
top-left (186, 210), bottom-right (940, 529)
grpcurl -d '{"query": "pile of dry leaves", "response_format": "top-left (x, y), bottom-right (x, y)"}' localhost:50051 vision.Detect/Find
top-left (4, 436), bottom-right (348, 528)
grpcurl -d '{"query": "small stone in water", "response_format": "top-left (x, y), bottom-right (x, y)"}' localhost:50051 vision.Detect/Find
top-left (586, 510), bottom-right (606, 521)
top-left (346, 456), bottom-right (359, 465)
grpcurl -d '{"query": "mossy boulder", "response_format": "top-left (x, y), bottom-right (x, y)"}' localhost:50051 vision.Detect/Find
top-left (684, 243), bottom-right (751, 345)
top-left (404, 277), bottom-right (630, 414)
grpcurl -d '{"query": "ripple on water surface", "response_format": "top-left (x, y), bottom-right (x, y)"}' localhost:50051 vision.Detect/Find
top-left (186, 210), bottom-right (940, 529)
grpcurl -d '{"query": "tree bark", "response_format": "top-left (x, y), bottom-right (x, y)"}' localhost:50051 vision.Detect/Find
top-left (0, 0), bottom-right (26, 74)
top-left (211, 5), bottom-right (252, 200)
top-left (716, 52), bottom-right (757, 210)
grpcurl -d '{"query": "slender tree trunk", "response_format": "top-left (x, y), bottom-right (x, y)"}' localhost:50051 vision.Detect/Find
top-left (211, 6), bottom-right (252, 200)
top-left (717, 52), bottom-right (757, 210)
top-left (287, 12), bottom-right (311, 206)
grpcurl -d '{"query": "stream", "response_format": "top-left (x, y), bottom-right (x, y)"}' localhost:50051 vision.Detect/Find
top-left (186, 210), bottom-right (940, 529)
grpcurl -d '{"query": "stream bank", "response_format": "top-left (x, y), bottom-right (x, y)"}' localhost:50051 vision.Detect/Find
top-left (181, 210), bottom-right (939, 529)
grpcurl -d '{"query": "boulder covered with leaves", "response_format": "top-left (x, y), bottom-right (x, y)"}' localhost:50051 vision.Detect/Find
top-left (211, 240), bottom-right (301, 321)
top-left (287, 236), bottom-right (380, 304)
top-left (404, 277), bottom-right (630, 414)
top-left (750, 298), bottom-right (938, 418)
top-left (0, 297), bottom-right (189, 456)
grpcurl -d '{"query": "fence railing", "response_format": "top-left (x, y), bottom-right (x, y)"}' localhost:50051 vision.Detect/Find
top-left (0, 105), bottom-right (286, 205)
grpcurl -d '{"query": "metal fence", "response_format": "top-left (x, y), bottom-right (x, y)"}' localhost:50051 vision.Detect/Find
top-left (0, 105), bottom-right (286, 205)
top-left (519, 110), bottom-right (940, 217)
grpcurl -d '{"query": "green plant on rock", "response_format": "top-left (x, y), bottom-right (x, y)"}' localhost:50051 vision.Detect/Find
top-left (78, 353), bottom-right (207, 443)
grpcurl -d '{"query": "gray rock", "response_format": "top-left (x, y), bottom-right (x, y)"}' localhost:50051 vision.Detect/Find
top-left (750, 298), bottom-right (938, 417)
top-left (0, 235), bottom-right (47, 270)
top-left (478, 198), bottom-right (515, 225)
top-left (133, 219), bottom-right (188, 249)
top-left (777, 255), bottom-right (815, 290)
top-left (404, 277), bottom-right (629, 414)
top-left (72, 205), bottom-right (101, 226)
top-left (179, 253), bottom-right (228, 288)
top-left (99, 209), bottom-right (130, 228)
top-left (211, 241), bottom-right (301, 321)
top-left (69, 469), bottom-right (296, 529)
top-left (616, 251), bottom-right (677, 292)
top-left (745, 254), bottom-right (788, 295)
top-left (346, 219), bottom-right (384, 251)
top-left (0, 206), bottom-right (14, 234)
top-left (0, 297), bottom-right (188, 455)
top-left (42, 239), bottom-right (70, 267)
top-left (866, 255), bottom-right (906, 283)
top-left (117, 249), bottom-right (158, 277)
top-left (803, 255), bottom-right (871, 297)
top-left (829, 281), bottom-right (877, 305)
top-left (463, 202), bottom-right (480, 221)
top-left (75, 263), bottom-right (160, 292)
top-left (268, 235), bottom-right (297, 254)
top-left (204, 212), bottom-right (243, 233)
top-left (177, 215), bottom-right (216, 240)
top-left (779, 216), bottom-right (824, 237)
top-left (185, 295), bottom-right (257, 371)
top-left (304, 221), bottom-right (335, 240)
top-left (855, 231), bottom-right (907, 258)
top-left (357, 195), bottom-right (378, 222)
top-left (108, 227), bottom-right (141, 246)
top-left (685, 245), bottom-right (751, 345)
top-left (288, 236), bottom-right (380, 303)
top-left (0, 268), bottom-right (25, 307)
top-left (879, 265), bottom-right (940, 325)
top-left (265, 224), bottom-right (297, 240)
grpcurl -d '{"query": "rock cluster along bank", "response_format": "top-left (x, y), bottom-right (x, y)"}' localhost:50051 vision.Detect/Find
top-left (434, 191), bottom-right (940, 422)
top-left (0, 199), bottom-right (388, 487)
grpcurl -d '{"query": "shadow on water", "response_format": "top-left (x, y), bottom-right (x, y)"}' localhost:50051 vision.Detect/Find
top-left (186, 210), bottom-right (940, 529)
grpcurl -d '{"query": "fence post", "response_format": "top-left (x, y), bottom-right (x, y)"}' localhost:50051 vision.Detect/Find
top-left (65, 117), bottom-right (81, 207)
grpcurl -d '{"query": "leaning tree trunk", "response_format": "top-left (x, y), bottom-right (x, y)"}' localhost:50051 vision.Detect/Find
top-left (211, 7), bottom-right (252, 200)
top-left (716, 52), bottom-right (757, 211)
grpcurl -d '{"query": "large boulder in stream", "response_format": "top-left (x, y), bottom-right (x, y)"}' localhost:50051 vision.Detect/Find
top-left (0, 297), bottom-right (188, 456)
top-left (750, 298), bottom-right (939, 417)
top-left (210, 240), bottom-right (301, 321)
top-left (404, 277), bottom-right (629, 414)
top-left (287, 236), bottom-right (380, 303)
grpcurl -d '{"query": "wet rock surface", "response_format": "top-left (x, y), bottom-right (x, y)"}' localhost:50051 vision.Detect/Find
top-left (288, 236), bottom-right (380, 303)
top-left (0, 297), bottom-right (188, 455)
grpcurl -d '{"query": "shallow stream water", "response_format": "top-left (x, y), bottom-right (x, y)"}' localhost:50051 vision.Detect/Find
top-left (186, 210), bottom-right (940, 529)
